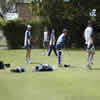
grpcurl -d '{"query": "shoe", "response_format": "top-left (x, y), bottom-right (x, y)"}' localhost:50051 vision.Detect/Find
top-left (64, 64), bottom-right (71, 67)
top-left (87, 64), bottom-right (92, 70)
top-left (28, 59), bottom-right (32, 64)
top-left (25, 59), bottom-right (28, 63)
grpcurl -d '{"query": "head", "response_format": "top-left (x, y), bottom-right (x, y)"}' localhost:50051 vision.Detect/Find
top-left (63, 28), bottom-right (68, 35)
top-left (27, 25), bottom-right (32, 30)
top-left (51, 29), bottom-right (55, 34)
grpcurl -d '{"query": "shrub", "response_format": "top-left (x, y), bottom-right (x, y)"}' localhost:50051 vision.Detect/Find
top-left (0, 18), bottom-right (49, 49)
top-left (2, 20), bottom-right (26, 49)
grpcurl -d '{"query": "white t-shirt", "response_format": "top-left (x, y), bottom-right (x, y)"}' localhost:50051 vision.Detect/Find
top-left (84, 26), bottom-right (93, 45)
top-left (24, 30), bottom-right (31, 46)
top-left (44, 31), bottom-right (48, 42)
top-left (56, 33), bottom-right (66, 45)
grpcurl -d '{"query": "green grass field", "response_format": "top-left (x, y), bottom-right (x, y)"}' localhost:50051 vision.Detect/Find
top-left (0, 49), bottom-right (100, 100)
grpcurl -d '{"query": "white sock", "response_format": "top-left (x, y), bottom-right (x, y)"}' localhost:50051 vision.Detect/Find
top-left (58, 50), bottom-right (62, 66)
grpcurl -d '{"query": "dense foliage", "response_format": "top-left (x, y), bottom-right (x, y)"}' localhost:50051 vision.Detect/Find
top-left (33, 0), bottom-right (100, 48)
top-left (0, 19), bottom-right (47, 49)
top-left (0, 0), bottom-right (100, 48)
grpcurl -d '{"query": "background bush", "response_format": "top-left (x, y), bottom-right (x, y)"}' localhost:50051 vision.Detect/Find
top-left (0, 17), bottom-right (100, 49)
top-left (1, 20), bottom-right (26, 49)
top-left (0, 18), bottom-right (49, 49)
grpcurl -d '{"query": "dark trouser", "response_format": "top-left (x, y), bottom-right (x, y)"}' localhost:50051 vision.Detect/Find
top-left (56, 44), bottom-right (63, 66)
top-left (48, 45), bottom-right (57, 56)
top-left (58, 50), bottom-right (62, 65)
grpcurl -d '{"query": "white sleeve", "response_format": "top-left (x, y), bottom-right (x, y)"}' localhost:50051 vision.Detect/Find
top-left (84, 28), bottom-right (89, 44)
top-left (84, 27), bottom-right (93, 45)
top-left (24, 32), bottom-right (27, 46)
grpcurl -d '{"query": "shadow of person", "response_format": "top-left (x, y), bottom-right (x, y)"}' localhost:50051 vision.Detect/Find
top-left (92, 68), bottom-right (100, 70)
top-left (31, 62), bottom-right (41, 65)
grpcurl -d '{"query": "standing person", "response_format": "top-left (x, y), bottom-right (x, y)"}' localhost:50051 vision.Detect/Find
top-left (24, 25), bottom-right (32, 64)
top-left (84, 20), bottom-right (95, 69)
top-left (43, 26), bottom-right (49, 55)
top-left (48, 29), bottom-right (57, 56)
top-left (56, 29), bottom-right (69, 67)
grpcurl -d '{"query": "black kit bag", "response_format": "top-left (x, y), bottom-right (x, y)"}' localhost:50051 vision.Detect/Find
top-left (0, 61), bottom-right (4, 69)
top-left (35, 64), bottom-right (53, 72)
top-left (10, 67), bottom-right (26, 73)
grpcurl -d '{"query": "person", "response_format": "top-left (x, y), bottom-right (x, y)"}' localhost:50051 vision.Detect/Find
top-left (48, 29), bottom-right (57, 56)
top-left (56, 28), bottom-right (69, 67)
top-left (24, 25), bottom-right (32, 64)
top-left (43, 26), bottom-right (49, 55)
top-left (84, 20), bottom-right (95, 69)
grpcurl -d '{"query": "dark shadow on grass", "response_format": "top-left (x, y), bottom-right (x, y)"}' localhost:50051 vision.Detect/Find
top-left (31, 62), bottom-right (41, 65)
top-left (65, 65), bottom-right (80, 69)
top-left (92, 68), bottom-right (100, 70)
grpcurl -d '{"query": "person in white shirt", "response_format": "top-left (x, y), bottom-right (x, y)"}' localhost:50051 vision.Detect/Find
top-left (24, 25), bottom-right (32, 64)
top-left (48, 29), bottom-right (57, 56)
top-left (84, 20), bottom-right (95, 69)
top-left (56, 28), bottom-right (68, 67)
top-left (43, 26), bottom-right (49, 55)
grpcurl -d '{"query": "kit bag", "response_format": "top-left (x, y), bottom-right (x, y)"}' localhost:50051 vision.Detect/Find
top-left (35, 64), bottom-right (53, 72)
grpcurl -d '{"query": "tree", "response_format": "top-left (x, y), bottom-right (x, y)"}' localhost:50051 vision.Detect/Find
top-left (0, 0), bottom-right (18, 14)
top-left (39, 0), bottom-right (66, 33)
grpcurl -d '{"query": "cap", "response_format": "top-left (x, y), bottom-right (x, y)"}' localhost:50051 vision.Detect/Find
top-left (63, 28), bottom-right (68, 32)
top-left (51, 29), bottom-right (55, 33)
top-left (27, 25), bottom-right (32, 28)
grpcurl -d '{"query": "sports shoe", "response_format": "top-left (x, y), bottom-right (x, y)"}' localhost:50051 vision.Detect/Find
top-left (87, 64), bottom-right (92, 70)
top-left (28, 59), bottom-right (32, 64)
top-left (25, 59), bottom-right (32, 64)
top-left (25, 59), bottom-right (28, 63)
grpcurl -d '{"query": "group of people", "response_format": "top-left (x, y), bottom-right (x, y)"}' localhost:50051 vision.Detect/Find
top-left (24, 20), bottom-right (95, 70)
top-left (43, 27), bottom-right (68, 67)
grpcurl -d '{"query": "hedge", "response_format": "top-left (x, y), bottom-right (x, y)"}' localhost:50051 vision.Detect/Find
top-left (0, 16), bottom-right (100, 49)
top-left (0, 18), bottom-right (49, 49)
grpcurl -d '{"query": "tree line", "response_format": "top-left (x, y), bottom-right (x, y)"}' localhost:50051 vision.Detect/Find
top-left (0, 0), bottom-right (100, 48)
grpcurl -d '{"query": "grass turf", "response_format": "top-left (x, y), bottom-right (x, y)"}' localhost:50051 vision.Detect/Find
top-left (0, 49), bottom-right (100, 100)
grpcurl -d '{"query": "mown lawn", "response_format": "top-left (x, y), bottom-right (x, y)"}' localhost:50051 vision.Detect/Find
top-left (0, 49), bottom-right (100, 100)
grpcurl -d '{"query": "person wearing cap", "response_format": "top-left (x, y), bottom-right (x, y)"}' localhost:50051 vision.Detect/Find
top-left (48, 29), bottom-right (57, 56)
top-left (56, 28), bottom-right (68, 67)
top-left (84, 20), bottom-right (95, 69)
top-left (24, 25), bottom-right (32, 64)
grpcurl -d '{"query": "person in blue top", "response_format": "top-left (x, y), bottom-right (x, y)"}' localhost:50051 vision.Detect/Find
top-left (24, 25), bottom-right (32, 64)
top-left (48, 29), bottom-right (57, 56)
top-left (56, 28), bottom-right (68, 67)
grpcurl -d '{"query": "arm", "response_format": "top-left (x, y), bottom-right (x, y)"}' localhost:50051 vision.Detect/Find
top-left (24, 32), bottom-right (27, 47)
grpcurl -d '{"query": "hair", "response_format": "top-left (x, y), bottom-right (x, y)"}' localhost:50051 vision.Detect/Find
top-left (63, 28), bottom-right (68, 33)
